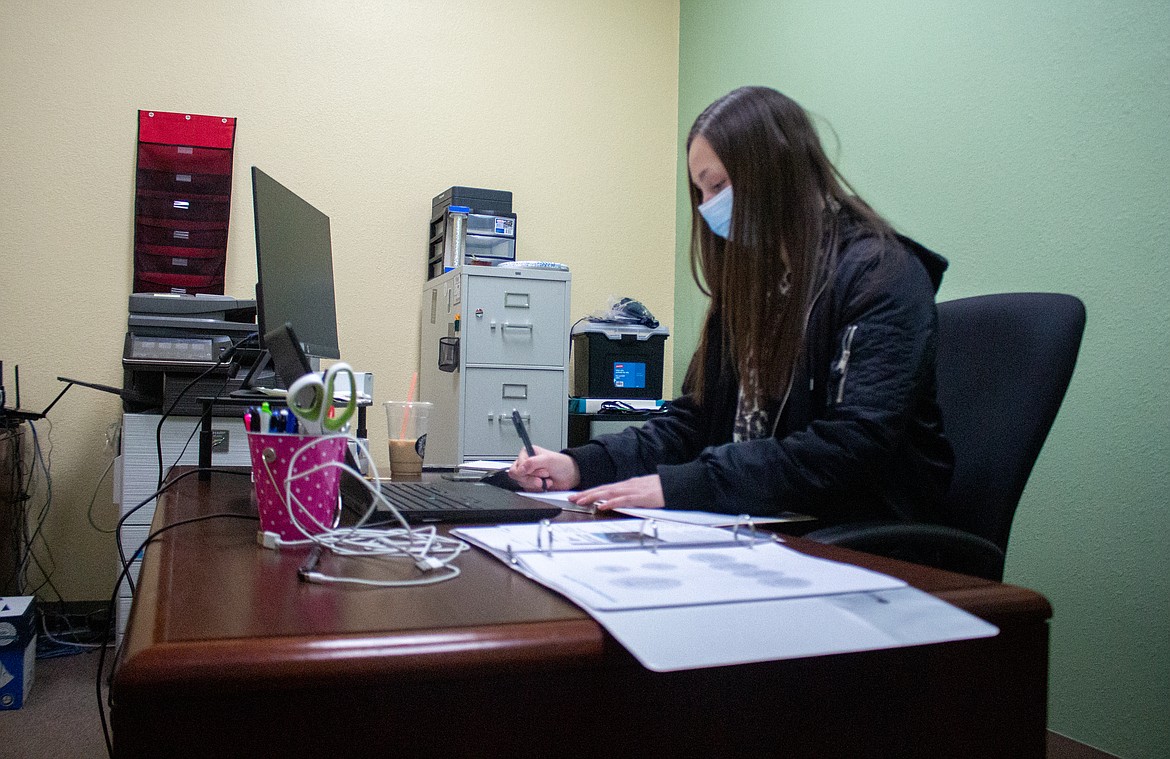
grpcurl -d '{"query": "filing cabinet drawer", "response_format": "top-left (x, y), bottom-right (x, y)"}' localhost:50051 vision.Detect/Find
top-left (463, 276), bottom-right (567, 367)
top-left (462, 369), bottom-right (565, 457)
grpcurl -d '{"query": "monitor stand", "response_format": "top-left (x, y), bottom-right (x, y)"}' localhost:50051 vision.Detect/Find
top-left (231, 350), bottom-right (278, 396)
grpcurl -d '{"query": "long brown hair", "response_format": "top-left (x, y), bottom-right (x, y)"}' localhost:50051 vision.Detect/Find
top-left (685, 86), bottom-right (892, 406)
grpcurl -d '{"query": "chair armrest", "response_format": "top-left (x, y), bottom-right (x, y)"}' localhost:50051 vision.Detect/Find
top-left (804, 521), bottom-right (1006, 580)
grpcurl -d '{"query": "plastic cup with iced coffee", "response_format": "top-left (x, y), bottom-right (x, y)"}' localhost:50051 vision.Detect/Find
top-left (384, 401), bottom-right (432, 479)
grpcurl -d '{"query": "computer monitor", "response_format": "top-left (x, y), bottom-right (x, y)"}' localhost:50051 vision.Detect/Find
top-left (251, 166), bottom-right (341, 363)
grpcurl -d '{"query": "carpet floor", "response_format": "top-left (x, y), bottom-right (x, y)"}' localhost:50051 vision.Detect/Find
top-left (0, 649), bottom-right (111, 759)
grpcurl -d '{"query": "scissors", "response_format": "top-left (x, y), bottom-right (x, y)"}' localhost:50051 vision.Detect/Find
top-left (287, 362), bottom-right (357, 435)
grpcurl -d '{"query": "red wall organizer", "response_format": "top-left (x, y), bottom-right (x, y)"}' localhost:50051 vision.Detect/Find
top-left (133, 110), bottom-right (237, 294)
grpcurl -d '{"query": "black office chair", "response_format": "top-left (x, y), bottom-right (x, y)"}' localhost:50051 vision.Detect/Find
top-left (805, 292), bottom-right (1086, 580)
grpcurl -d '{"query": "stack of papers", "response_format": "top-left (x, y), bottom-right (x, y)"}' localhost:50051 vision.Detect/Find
top-left (454, 519), bottom-right (998, 672)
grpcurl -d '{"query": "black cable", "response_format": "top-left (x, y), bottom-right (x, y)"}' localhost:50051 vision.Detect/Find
top-left (1, 422), bottom-right (29, 594)
top-left (116, 465), bottom-right (252, 595)
top-left (9, 419), bottom-right (38, 595)
top-left (20, 420), bottom-right (66, 601)
top-left (166, 369), bottom-right (235, 480)
top-left (154, 357), bottom-right (231, 491)
top-left (97, 506), bottom-right (259, 758)
top-left (152, 335), bottom-right (257, 491)
top-left (568, 315), bottom-right (588, 367)
top-left (109, 468), bottom-right (246, 687)
top-left (86, 458), bottom-right (117, 534)
top-left (37, 604), bottom-right (107, 658)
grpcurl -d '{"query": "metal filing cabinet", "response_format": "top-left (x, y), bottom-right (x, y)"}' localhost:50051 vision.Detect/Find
top-left (419, 266), bottom-right (571, 467)
top-left (113, 412), bottom-right (249, 638)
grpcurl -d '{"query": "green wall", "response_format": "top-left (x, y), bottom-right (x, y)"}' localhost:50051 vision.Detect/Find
top-left (675, 2), bottom-right (1169, 756)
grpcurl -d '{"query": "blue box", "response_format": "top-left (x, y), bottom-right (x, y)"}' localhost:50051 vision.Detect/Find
top-left (0, 596), bottom-right (36, 710)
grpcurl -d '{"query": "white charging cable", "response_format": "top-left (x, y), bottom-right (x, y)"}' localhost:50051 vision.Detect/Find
top-left (259, 434), bottom-right (469, 587)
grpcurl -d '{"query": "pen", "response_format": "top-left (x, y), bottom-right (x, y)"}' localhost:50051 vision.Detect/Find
top-left (512, 409), bottom-right (547, 491)
top-left (512, 409), bottom-right (535, 457)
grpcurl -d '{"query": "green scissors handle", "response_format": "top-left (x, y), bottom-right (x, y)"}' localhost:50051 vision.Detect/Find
top-left (287, 362), bottom-right (357, 434)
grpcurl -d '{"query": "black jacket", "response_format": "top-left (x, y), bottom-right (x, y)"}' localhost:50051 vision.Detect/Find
top-left (566, 215), bottom-right (954, 524)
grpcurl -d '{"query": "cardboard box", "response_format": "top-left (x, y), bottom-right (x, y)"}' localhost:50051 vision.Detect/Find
top-left (0, 596), bottom-right (36, 710)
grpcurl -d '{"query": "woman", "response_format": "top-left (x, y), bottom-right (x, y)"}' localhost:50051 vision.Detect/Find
top-left (510, 86), bottom-right (954, 525)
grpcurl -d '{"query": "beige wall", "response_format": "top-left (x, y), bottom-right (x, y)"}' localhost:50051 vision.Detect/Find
top-left (0, 1), bottom-right (680, 600)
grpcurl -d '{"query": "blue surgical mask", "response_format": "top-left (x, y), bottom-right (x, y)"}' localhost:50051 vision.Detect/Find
top-left (698, 185), bottom-right (733, 239)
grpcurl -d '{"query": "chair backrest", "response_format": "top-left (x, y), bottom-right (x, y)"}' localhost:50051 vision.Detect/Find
top-left (935, 293), bottom-right (1085, 555)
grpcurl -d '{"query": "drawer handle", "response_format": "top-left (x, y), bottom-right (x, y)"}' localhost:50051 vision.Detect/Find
top-left (501, 322), bottom-right (533, 331)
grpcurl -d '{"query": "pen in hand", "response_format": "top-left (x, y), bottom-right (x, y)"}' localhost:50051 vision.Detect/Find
top-left (511, 409), bottom-right (547, 491)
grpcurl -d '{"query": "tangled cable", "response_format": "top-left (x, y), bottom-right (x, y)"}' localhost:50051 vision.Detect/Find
top-left (258, 434), bottom-right (468, 587)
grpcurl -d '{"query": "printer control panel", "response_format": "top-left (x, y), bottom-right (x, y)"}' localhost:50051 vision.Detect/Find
top-left (123, 334), bottom-right (234, 366)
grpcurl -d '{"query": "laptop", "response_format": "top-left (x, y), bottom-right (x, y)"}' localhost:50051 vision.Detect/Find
top-left (339, 464), bottom-right (561, 524)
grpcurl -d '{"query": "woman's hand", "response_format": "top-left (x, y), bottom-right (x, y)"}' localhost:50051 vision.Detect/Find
top-left (570, 475), bottom-right (665, 511)
top-left (508, 446), bottom-right (581, 492)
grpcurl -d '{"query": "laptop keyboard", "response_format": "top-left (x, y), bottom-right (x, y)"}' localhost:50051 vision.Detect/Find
top-left (378, 483), bottom-right (485, 512)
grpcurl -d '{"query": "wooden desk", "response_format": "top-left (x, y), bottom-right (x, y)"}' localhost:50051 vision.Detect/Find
top-left (111, 470), bottom-right (1050, 758)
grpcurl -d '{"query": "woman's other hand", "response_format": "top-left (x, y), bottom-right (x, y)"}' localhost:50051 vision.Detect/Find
top-left (570, 475), bottom-right (665, 511)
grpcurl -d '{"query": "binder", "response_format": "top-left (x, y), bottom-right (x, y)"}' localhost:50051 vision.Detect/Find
top-left (453, 518), bottom-right (999, 672)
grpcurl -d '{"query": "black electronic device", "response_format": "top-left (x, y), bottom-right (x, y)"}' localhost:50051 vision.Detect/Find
top-left (571, 322), bottom-right (670, 400)
top-left (251, 167), bottom-right (341, 365)
top-left (341, 477), bottom-right (561, 525)
top-left (263, 323), bottom-right (313, 389)
top-left (1, 370), bottom-right (125, 425)
top-left (121, 293), bottom-right (257, 412)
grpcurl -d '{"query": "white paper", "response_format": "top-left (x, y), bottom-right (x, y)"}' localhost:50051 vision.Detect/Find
top-left (516, 489), bottom-right (575, 501)
top-left (514, 540), bottom-right (905, 611)
top-left (458, 460), bottom-right (511, 472)
top-left (517, 490), bottom-right (596, 513)
top-left (592, 587), bottom-right (998, 672)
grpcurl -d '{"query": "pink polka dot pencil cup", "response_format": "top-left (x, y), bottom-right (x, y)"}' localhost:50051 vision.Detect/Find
top-left (247, 432), bottom-right (348, 545)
